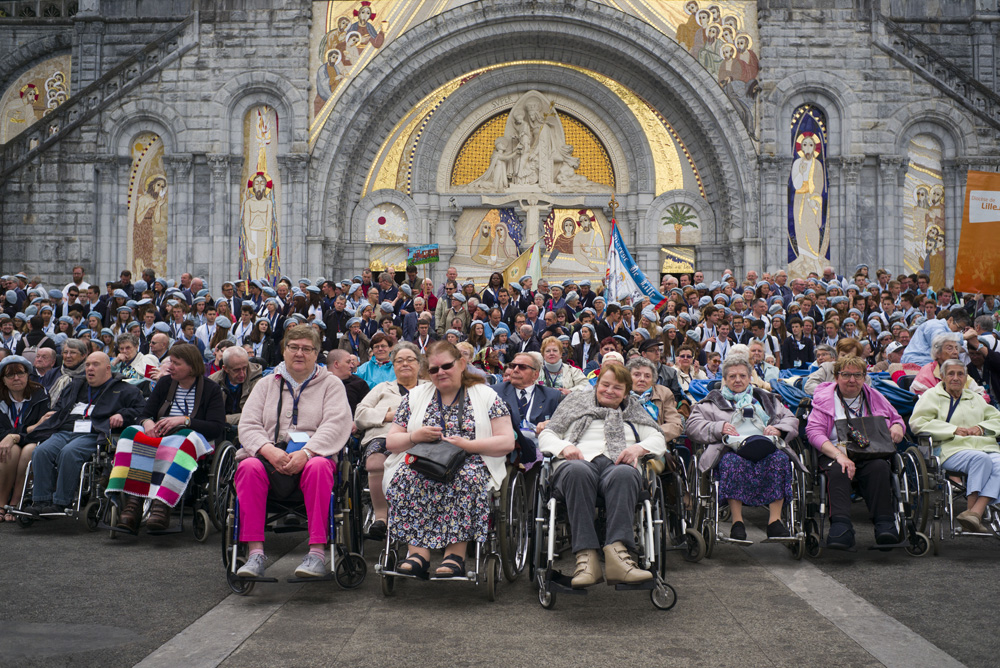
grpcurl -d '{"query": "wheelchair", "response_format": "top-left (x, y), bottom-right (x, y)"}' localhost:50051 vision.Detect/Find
top-left (658, 439), bottom-right (706, 563)
top-left (691, 444), bottom-right (809, 559)
top-left (793, 399), bottom-right (932, 557)
top-left (529, 454), bottom-right (678, 610)
top-left (100, 437), bottom-right (238, 542)
top-left (221, 448), bottom-right (367, 595)
top-left (375, 463), bottom-right (530, 602)
top-left (6, 431), bottom-right (116, 530)
top-left (909, 434), bottom-right (1000, 554)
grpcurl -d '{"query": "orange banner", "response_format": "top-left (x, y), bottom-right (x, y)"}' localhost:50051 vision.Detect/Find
top-left (955, 170), bottom-right (1000, 294)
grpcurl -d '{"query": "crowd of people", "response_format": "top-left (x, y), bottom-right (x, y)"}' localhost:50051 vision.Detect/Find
top-left (0, 260), bottom-right (999, 581)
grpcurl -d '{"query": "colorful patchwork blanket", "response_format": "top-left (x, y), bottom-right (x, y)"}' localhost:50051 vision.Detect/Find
top-left (106, 426), bottom-right (214, 507)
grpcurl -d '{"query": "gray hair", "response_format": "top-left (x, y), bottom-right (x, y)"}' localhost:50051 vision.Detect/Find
top-left (721, 355), bottom-right (753, 379)
top-left (815, 343), bottom-right (836, 358)
top-left (222, 345), bottom-right (249, 366)
top-left (116, 332), bottom-right (139, 348)
top-left (63, 339), bottom-right (89, 357)
top-left (626, 356), bottom-right (658, 376)
top-left (975, 315), bottom-right (994, 332)
top-left (939, 358), bottom-right (967, 377)
top-left (390, 341), bottom-right (420, 364)
top-left (930, 332), bottom-right (962, 360)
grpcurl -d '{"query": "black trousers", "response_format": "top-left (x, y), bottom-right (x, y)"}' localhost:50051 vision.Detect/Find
top-left (819, 454), bottom-right (893, 521)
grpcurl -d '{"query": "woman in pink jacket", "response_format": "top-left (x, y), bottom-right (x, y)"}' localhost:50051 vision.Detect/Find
top-left (805, 356), bottom-right (905, 550)
top-left (234, 325), bottom-right (353, 580)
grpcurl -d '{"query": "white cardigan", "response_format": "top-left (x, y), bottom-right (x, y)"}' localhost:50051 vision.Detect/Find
top-left (384, 382), bottom-right (508, 491)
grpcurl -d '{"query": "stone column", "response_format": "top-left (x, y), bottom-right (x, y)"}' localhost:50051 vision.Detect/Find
top-left (840, 155), bottom-right (865, 268)
top-left (207, 154), bottom-right (230, 289)
top-left (877, 156), bottom-right (904, 275)
top-left (757, 155), bottom-right (786, 272)
top-left (230, 155), bottom-right (245, 281)
top-left (93, 156), bottom-right (119, 281)
top-left (942, 159), bottom-right (969, 287)
top-left (164, 153), bottom-right (193, 279)
top-left (279, 153), bottom-right (309, 280)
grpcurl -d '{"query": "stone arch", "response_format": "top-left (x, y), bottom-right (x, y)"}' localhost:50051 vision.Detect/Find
top-left (310, 0), bottom-right (758, 267)
top-left (889, 101), bottom-right (976, 158)
top-left (105, 106), bottom-right (183, 157)
top-left (644, 190), bottom-right (718, 247)
top-left (351, 189), bottom-right (422, 244)
top-left (412, 66), bottom-right (652, 197)
top-left (768, 71), bottom-right (860, 156)
top-left (0, 32), bottom-right (73, 96)
top-left (212, 71), bottom-right (307, 154)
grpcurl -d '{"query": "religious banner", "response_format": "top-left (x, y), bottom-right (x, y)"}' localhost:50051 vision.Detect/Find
top-left (954, 170), bottom-right (1000, 294)
top-left (502, 242), bottom-right (541, 288)
top-left (239, 105), bottom-right (281, 283)
top-left (903, 134), bottom-right (946, 288)
top-left (407, 244), bottom-right (439, 265)
top-left (606, 220), bottom-right (668, 309)
top-left (126, 132), bottom-right (168, 277)
top-left (787, 104), bottom-right (829, 279)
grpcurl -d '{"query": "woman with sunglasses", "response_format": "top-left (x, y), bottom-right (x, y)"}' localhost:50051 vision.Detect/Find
top-left (383, 341), bottom-right (515, 578)
top-left (0, 356), bottom-right (51, 521)
top-left (805, 356), bottom-right (905, 550)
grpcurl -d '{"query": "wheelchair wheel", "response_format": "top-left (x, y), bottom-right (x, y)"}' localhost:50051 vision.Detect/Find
top-left (806, 531), bottom-right (823, 559)
top-left (537, 571), bottom-right (556, 610)
top-left (107, 504), bottom-right (119, 539)
top-left (84, 499), bottom-right (102, 531)
top-left (209, 442), bottom-right (236, 532)
top-left (16, 513), bottom-right (34, 528)
top-left (193, 508), bottom-right (211, 543)
top-left (499, 469), bottom-right (530, 583)
top-left (226, 559), bottom-right (255, 596)
top-left (651, 581), bottom-right (677, 611)
top-left (379, 549), bottom-right (397, 597)
top-left (335, 549), bottom-right (368, 589)
top-left (905, 531), bottom-right (932, 557)
top-left (485, 554), bottom-right (501, 602)
top-left (790, 535), bottom-right (805, 561)
top-left (903, 447), bottom-right (930, 534)
top-left (682, 528), bottom-right (706, 563)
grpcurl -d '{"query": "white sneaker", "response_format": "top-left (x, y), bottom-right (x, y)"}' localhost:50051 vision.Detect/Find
top-left (237, 553), bottom-right (267, 578)
top-left (294, 553), bottom-right (327, 578)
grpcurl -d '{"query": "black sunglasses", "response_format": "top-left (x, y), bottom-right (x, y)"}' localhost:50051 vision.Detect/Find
top-left (428, 360), bottom-right (457, 375)
top-left (509, 363), bottom-right (537, 371)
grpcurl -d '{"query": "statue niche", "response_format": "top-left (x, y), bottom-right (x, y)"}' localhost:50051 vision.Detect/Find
top-left (465, 90), bottom-right (609, 194)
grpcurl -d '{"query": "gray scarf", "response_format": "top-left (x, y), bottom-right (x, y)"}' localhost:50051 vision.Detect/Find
top-left (544, 387), bottom-right (660, 461)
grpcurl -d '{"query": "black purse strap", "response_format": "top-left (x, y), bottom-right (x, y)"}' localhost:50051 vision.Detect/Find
top-left (274, 377), bottom-right (285, 444)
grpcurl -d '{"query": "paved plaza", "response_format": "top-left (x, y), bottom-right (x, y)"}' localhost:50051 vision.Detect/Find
top-left (2, 504), bottom-right (997, 668)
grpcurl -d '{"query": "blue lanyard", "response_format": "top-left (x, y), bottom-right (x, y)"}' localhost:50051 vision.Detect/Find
top-left (436, 389), bottom-right (465, 431)
top-left (946, 396), bottom-right (961, 423)
top-left (289, 374), bottom-right (315, 427)
top-left (85, 384), bottom-right (108, 418)
top-left (175, 388), bottom-right (193, 416)
top-left (9, 401), bottom-right (26, 428)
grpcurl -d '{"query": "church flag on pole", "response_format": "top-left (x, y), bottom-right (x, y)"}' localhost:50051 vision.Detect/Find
top-left (605, 220), bottom-right (668, 309)
top-left (502, 242), bottom-right (541, 288)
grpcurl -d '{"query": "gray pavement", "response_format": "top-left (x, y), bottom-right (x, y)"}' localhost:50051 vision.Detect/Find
top-left (1, 506), bottom-right (998, 668)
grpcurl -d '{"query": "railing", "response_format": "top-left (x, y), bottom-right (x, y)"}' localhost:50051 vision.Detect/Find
top-left (0, 13), bottom-right (196, 183)
top-left (873, 10), bottom-right (1000, 133)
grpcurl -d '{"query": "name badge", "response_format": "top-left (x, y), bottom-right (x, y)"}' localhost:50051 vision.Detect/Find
top-left (71, 402), bottom-right (87, 416)
top-left (337, 332), bottom-right (344, 339)
top-left (74, 420), bottom-right (92, 433)
top-left (287, 431), bottom-right (310, 453)
top-left (794, 359), bottom-right (802, 367)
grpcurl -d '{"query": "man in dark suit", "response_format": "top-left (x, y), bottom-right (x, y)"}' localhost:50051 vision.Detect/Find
top-left (511, 324), bottom-right (541, 354)
top-left (220, 281), bottom-right (242, 318)
top-left (492, 352), bottom-right (564, 463)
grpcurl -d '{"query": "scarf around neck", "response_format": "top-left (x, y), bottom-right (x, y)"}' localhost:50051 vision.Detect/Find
top-left (721, 385), bottom-right (770, 425)
top-left (545, 388), bottom-right (660, 462)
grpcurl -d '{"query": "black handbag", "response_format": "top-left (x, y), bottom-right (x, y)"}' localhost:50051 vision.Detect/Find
top-left (405, 440), bottom-right (469, 483)
top-left (834, 389), bottom-right (895, 461)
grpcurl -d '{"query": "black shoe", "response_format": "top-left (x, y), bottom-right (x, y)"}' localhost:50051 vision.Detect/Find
top-left (25, 503), bottom-right (44, 517)
top-left (766, 520), bottom-right (789, 538)
top-left (730, 521), bottom-right (747, 541)
top-left (874, 517), bottom-right (899, 545)
top-left (38, 504), bottom-right (63, 515)
top-left (826, 517), bottom-right (855, 550)
top-left (367, 520), bottom-right (387, 541)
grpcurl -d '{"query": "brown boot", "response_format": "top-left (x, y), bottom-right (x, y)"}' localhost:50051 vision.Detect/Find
top-left (603, 541), bottom-right (652, 585)
top-left (146, 500), bottom-right (171, 532)
top-left (570, 549), bottom-right (603, 588)
top-left (116, 495), bottom-right (142, 533)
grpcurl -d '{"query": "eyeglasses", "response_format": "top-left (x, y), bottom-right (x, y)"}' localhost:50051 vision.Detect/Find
top-left (428, 360), bottom-right (457, 375)
top-left (394, 356), bottom-right (418, 365)
top-left (4, 371), bottom-right (27, 378)
top-left (286, 344), bottom-right (317, 354)
top-left (676, 354), bottom-right (694, 359)
top-left (838, 372), bottom-right (865, 379)
top-left (509, 363), bottom-right (537, 371)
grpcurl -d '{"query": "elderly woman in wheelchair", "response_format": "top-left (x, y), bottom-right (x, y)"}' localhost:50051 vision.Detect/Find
top-left (911, 359), bottom-right (1000, 534)
top-left (537, 364), bottom-right (666, 587)
top-left (687, 355), bottom-right (800, 543)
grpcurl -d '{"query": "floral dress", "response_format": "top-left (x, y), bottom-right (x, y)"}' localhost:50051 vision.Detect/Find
top-left (386, 391), bottom-right (509, 548)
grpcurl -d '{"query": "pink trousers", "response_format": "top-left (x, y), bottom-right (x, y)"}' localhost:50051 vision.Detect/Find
top-left (235, 456), bottom-right (335, 544)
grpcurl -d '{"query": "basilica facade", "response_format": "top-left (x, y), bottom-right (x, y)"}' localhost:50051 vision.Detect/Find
top-left (0, 0), bottom-right (997, 289)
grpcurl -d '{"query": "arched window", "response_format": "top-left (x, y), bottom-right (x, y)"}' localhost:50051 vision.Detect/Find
top-left (787, 104), bottom-right (829, 277)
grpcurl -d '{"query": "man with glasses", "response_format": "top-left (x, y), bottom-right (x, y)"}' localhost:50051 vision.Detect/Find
top-left (356, 332), bottom-right (395, 387)
top-left (208, 346), bottom-right (263, 431)
top-left (491, 352), bottom-right (562, 463)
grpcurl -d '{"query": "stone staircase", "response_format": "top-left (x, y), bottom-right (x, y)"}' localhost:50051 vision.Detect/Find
top-left (0, 13), bottom-right (198, 184)
top-left (871, 8), bottom-right (1000, 134)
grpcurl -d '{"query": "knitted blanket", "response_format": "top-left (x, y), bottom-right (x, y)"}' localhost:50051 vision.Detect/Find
top-left (106, 426), bottom-right (214, 507)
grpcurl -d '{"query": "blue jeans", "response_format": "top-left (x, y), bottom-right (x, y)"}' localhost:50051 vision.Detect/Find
top-left (943, 449), bottom-right (1000, 502)
top-left (31, 432), bottom-right (100, 507)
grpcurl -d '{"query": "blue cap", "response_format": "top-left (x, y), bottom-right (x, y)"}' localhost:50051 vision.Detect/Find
top-left (48, 289), bottom-right (63, 300)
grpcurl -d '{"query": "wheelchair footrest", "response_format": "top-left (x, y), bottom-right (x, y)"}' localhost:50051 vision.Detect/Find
top-left (100, 522), bottom-right (138, 535)
top-left (287, 573), bottom-right (335, 584)
top-left (545, 571), bottom-right (587, 596)
top-left (146, 525), bottom-right (183, 535)
top-left (866, 540), bottom-right (910, 551)
top-left (237, 576), bottom-right (280, 584)
top-left (613, 581), bottom-right (656, 591)
top-left (718, 536), bottom-right (753, 546)
top-left (760, 535), bottom-right (802, 545)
